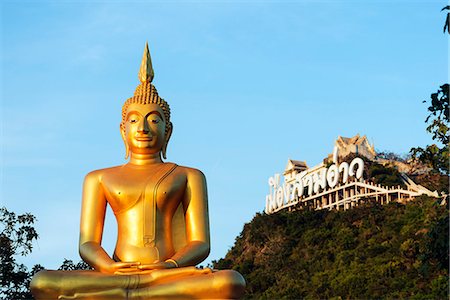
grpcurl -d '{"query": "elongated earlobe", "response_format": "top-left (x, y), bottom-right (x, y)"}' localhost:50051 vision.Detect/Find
top-left (162, 122), bottom-right (173, 160)
top-left (120, 128), bottom-right (130, 160)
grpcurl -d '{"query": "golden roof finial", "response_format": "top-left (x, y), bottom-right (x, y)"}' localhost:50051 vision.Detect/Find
top-left (138, 41), bottom-right (154, 83)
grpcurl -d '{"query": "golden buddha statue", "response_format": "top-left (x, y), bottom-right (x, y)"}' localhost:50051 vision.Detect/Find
top-left (30, 43), bottom-right (245, 300)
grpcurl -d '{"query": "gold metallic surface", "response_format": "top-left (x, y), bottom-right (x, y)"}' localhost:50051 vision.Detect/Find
top-left (138, 42), bottom-right (154, 83)
top-left (30, 43), bottom-right (245, 299)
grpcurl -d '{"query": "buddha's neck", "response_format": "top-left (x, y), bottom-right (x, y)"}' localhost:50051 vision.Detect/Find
top-left (129, 152), bottom-right (163, 165)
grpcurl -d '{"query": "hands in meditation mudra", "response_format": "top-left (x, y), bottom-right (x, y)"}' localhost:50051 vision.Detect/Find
top-left (30, 43), bottom-right (245, 300)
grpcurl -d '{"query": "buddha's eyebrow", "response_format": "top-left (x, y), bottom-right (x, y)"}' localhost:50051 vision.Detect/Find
top-left (126, 110), bottom-right (163, 120)
top-left (126, 110), bottom-right (141, 117)
top-left (145, 111), bottom-right (164, 121)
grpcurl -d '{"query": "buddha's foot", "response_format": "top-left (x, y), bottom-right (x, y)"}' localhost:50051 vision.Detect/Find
top-left (58, 288), bottom-right (126, 300)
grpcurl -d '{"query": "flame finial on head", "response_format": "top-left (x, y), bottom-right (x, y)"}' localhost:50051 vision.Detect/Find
top-left (138, 41), bottom-right (154, 83)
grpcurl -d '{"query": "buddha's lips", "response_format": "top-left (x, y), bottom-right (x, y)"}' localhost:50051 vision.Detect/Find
top-left (135, 137), bottom-right (153, 141)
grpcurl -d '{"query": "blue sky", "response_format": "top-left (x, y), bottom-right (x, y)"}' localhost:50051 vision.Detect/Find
top-left (1, 0), bottom-right (448, 269)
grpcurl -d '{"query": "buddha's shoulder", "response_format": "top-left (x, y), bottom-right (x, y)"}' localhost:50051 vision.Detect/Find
top-left (83, 165), bottom-right (126, 181)
top-left (83, 163), bottom-right (206, 181)
top-left (172, 164), bottom-right (206, 180)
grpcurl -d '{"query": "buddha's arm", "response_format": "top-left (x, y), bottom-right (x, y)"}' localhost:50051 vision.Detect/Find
top-left (79, 171), bottom-right (138, 273)
top-left (169, 168), bottom-right (210, 267)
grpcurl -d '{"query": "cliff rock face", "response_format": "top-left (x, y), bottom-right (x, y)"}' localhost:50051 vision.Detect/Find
top-left (213, 196), bottom-right (449, 299)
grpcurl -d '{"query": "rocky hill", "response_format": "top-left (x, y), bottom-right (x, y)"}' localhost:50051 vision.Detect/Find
top-left (213, 196), bottom-right (448, 299)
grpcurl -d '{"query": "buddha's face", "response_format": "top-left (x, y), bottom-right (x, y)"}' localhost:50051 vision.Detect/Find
top-left (122, 103), bottom-right (169, 156)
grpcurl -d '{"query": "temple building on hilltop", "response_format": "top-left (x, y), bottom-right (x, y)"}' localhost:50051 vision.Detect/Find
top-left (284, 160), bottom-right (308, 181)
top-left (325, 134), bottom-right (376, 163)
top-left (265, 134), bottom-right (439, 215)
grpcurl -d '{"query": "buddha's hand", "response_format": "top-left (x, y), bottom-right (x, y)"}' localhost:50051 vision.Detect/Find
top-left (101, 261), bottom-right (141, 274)
top-left (113, 261), bottom-right (176, 275)
top-left (137, 261), bottom-right (177, 270)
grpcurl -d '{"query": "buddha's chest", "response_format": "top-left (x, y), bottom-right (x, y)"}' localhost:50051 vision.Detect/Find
top-left (101, 164), bottom-right (185, 215)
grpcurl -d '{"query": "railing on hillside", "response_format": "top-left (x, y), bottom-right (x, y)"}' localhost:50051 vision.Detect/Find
top-left (271, 179), bottom-right (422, 214)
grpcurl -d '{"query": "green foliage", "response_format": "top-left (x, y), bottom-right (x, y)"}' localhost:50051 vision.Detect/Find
top-left (344, 153), bottom-right (406, 188)
top-left (0, 208), bottom-right (91, 299)
top-left (443, 6), bottom-right (450, 35)
top-left (58, 258), bottom-right (93, 271)
top-left (376, 151), bottom-right (407, 162)
top-left (410, 144), bottom-right (449, 176)
top-left (425, 84), bottom-right (449, 145)
top-left (0, 207), bottom-right (42, 300)
top-left (410, 84), bottom-right (449, 175)
top-left (367, 163), bottom-right (405, 188)
top-left (213, 197), bottom-right (449, 299)
top-left (373, 150), bottom-right (449, 193)
top-left (410, 173), bottom-right (449, 194)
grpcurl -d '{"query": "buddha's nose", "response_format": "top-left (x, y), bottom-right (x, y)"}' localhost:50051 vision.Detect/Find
top-left (138, 118), bottom-right (150, 133)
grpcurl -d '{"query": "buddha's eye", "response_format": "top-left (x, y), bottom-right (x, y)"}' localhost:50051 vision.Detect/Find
top-left (128, 115), bottom-right (139, 124)
top-left (148, 115), bottom-right (161, 124)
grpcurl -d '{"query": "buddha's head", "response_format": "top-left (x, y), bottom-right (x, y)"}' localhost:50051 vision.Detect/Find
top-left (120, 43), bottom-right (173, 159)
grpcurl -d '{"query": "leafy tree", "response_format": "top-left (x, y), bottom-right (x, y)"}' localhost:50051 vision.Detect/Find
top-left (410, 84), bottom-right (449, 175)
top-left (343, 153), bottom-right (406, 188)
top-left (410, 8), bottom-right (450, 176)
top-left (367, 162), bottom-right (405, 188)
top-left (408, 75), bottom-right (449, 189)
top-left (0, 207), bottom-right (42, 300)
top-left (58, 258), bottom-right (92, 271)
top-left (443, 6), bottom-right (450, 34)
top-left (376, 150), bottom-right (407, 162)
top-left (0, 207), bottom-right (91, 299)
top-left (410, 143), bottom-right (448, 175)
top-left (424, 84), bottom-right (449, 145)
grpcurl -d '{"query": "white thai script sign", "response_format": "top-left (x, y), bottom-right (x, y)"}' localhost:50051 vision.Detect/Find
top-left (265, 157), bottom-right (364, 214)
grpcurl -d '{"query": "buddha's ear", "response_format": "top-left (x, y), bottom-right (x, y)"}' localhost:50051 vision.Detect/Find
top-left (120, 126), bottom-right (130, 160)
top-left (162, 122), bottom-right (173, 160)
